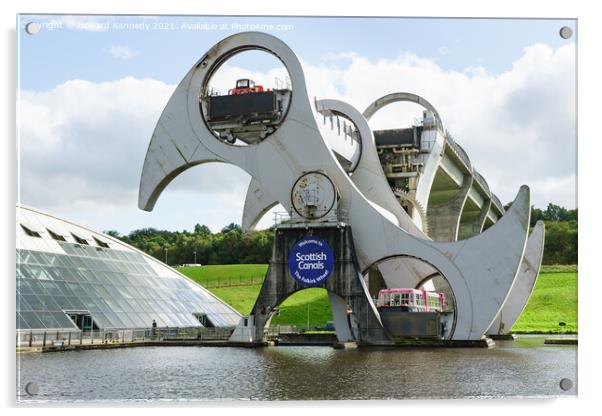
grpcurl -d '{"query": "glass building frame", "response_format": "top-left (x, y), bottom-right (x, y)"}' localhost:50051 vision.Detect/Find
top-left (16, 205), bottom-right (241, 332)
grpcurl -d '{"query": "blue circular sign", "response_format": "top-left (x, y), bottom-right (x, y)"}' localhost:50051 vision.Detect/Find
top-left (288, 237), bottom-right (334, 287)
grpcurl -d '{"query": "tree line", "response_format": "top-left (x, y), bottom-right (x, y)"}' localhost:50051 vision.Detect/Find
top-left (105, 203), bottom-right (577, 266)
top-left (530, 204), bottom-right (577, 265)
top-left (105, 223), bottom-right (274, 266)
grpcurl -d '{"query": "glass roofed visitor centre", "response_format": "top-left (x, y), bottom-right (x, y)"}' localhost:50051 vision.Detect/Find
top-left (16, 205), bottom-right (240, 335)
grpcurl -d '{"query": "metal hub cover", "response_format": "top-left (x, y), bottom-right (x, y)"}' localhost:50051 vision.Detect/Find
top-left (291, 172), bottom-right (337, 219)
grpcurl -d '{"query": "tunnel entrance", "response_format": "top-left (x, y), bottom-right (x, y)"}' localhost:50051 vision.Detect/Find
top-left (269, 287), bottom-right (333, 332)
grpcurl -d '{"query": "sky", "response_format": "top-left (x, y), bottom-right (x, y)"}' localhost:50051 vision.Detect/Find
top-left (16, 15), bottom-right (577, 234)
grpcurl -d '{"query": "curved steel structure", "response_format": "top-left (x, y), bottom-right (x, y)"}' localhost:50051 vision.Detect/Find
top-left (138, 32), bottom-right (543, 342)
top-left (486, 221), bottom-right (546, 336)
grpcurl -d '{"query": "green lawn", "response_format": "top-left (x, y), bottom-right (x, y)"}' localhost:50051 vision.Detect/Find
top-left (209, 284), bottom-right (264, 316)
top-left (208, 284), bottom-right (332, 328)
top-left (178, 264), bottom-right (332, 328)
top-left (512, 271), bottom-right (577, 333)
top-left (177, 264), bottom-right (268, 287)
top-left (179, 264), bottom-right (577, 333)
top-left (540, 264), bottom-right (577, 273)
top-left (270, 288), bottom-right (331, 329)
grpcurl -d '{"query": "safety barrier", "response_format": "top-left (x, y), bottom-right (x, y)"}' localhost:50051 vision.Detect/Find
top-left (16, 326), bottom-right (236, 348)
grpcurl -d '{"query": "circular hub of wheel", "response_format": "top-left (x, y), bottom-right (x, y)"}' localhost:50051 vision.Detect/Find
top-left (291, 172), bottom-right (337, 219)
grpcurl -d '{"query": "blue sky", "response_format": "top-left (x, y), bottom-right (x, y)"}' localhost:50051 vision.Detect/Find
top-left (19, 15), bottom-right (575, 89)
top-left (17, 15), bottom-right (577, 234)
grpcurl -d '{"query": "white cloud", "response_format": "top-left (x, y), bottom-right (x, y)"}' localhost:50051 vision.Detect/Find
top-left (321, 51), bottom-right (361, 61)
top-left (18, 42), bottom-right (576, 233)
top-left (301, 43), bottom-right (576, 208)
top-left (108, 45), bottom-right (139, 60)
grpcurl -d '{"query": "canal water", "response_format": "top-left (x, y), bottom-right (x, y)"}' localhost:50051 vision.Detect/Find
top-left (17, 336), bottom-right (577, 402)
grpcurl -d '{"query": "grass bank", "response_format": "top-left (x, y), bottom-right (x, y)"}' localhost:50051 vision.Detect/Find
top-left (512, 271), bottom-right (577, 333)
top-left (540, 264), bottom-right (577, 273)
top-left (179, 264), bottom-right (577, 333)
top-left (208, 284), bottom-right (331, 329)
top-left (177, 264), bottom-right (267, 287)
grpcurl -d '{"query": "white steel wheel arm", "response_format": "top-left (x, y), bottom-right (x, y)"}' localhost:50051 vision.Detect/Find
top-left (139, 32), bottom-right (531, 340)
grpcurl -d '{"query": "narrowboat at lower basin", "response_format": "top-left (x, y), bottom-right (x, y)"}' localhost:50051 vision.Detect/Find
top-left (376, 288), bottom-right (450, 340)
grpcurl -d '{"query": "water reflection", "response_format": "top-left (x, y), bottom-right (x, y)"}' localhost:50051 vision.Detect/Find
top-left (17, 337), bottom-right (577, 402)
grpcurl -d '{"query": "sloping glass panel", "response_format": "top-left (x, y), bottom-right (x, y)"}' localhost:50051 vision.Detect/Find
top-left (36, 311), bottom-right (61, 329)
top-left (40, 280), bottom-right (64, 296)
top-left (20, 311), bottom-right (45, 329)
top-left (64, 296), bottom-right (86, 310)
top-left (90, 312), bottom-right (111, 328)
top-left (52, 312), bottom-right (77, 329)
top-left (17, 244), bottom-right (240, 330)
top-left (17, 294), bottom-right (32, 310)
top-left (17, 279), bottom-right (34, 294)
top-left (53, 295), bottom-right (75, 310)
top-left (22, 294), bottom-right (45, 310)
top-left (54, 281), bottom-right (76, 297)
top-left (17, 313), bottom-right (30, 330)
top-left (37, 295), bottom-right (62, 311)
top-left (116, 313), bottom-right (135, 327)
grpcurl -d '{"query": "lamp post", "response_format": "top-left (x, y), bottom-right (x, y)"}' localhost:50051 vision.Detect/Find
top-left (194, 250), bottom-right (197, 265)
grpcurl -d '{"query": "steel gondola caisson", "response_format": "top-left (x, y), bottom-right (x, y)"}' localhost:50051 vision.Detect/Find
top-left (203, 78), bottom-right (291, 145)
top-left (376, 288), bottom-right (448, 340)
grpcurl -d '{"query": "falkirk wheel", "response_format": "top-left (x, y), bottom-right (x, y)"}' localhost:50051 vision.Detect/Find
top-left (138, 32), bottom-right (545, 346)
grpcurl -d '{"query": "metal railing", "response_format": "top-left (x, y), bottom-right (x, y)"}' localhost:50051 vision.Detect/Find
top-left (417, 112), bottom-right (445, 136)
top-left (199, 274), bottom-right (266, 288)
top-left (17, 328), bottom-right (146, 348)
top-left (16, 326), bottom-right (235, 348)
top-left (272, 207), bottom-right (349, 227)
top-left (491, 193), bottom-right (505, 214)
top-left (273, 211), bottom-right (291, 227)
top-left (266, 325), bottom-right (303, 337)
top-left (472, 170), bottom-right (491, 196)
top-left (445, 134), bottom-right (472, 171)
top-left (314, 106), bottom-right (359, 143)
top-left (150, 326), bottom-right (235, 341)
top-left (274, 76), bottom-right (291, 90)
top-left (16, 325), bottom-right (338, 349)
